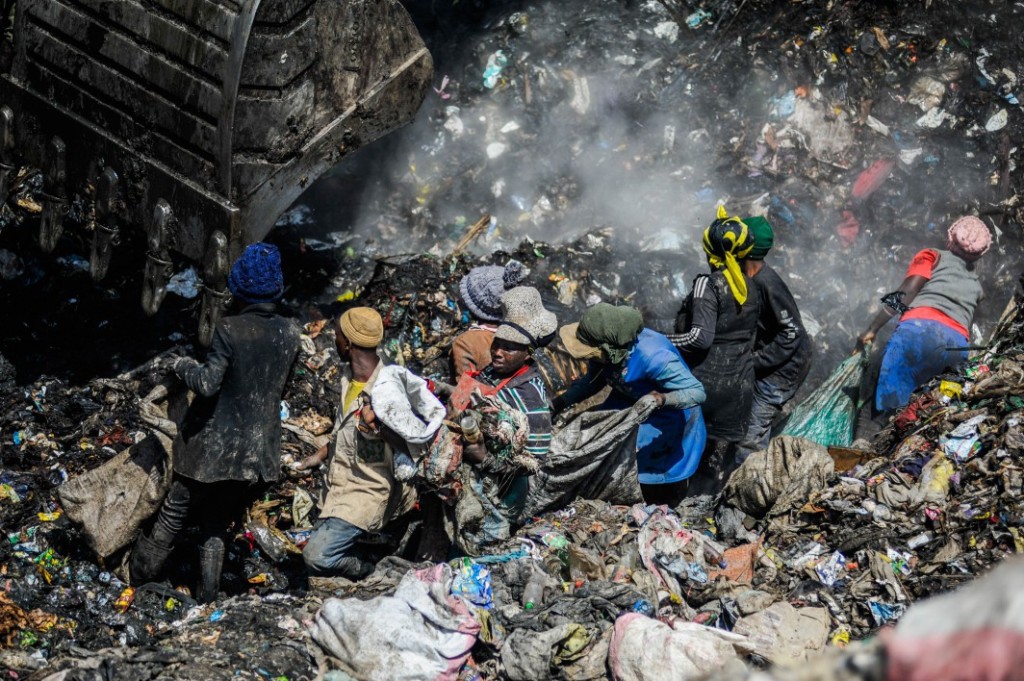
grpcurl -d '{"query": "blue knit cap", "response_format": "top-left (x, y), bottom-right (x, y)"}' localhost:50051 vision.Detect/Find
top-left (228, 242), bottom-right (284, 304)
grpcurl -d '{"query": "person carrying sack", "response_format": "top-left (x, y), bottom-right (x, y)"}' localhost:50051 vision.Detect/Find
top-left (129, 243), bottom-right (300, 602)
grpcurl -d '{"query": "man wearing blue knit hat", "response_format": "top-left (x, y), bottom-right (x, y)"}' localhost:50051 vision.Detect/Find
top-left (130, 242), bottom-right (301, 602)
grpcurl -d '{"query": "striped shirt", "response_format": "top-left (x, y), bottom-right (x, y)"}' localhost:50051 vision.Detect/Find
top-left (479, 364), bottom-right (553, 463)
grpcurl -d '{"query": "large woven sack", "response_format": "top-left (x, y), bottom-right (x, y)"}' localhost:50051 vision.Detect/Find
top-left (58, 386), bottom-right (178, 559)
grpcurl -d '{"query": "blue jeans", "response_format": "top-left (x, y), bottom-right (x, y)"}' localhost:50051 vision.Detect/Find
top-left (302, 517), bottom-right (367, 578)
top-left (876, 319), bottom-right (968, 413)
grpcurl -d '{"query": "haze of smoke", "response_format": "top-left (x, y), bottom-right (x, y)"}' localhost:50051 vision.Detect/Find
top-left (293, 0), bottom-right (1021, 389)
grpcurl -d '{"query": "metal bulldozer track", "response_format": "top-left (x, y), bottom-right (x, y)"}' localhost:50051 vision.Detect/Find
top-left (1, 0), bottom-right (433, 343)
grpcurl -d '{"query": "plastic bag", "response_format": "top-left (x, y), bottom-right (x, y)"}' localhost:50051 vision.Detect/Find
top-left (782, 351), bottom-right (868, 447)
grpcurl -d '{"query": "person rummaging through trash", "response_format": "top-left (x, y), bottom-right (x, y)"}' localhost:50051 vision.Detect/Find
top-left (555, 303), bottom-right (706, 506)
top-left (735, 216), bottom-right (813, 460)
top-left (532, 323), bottom-right (595, 406)
top-left (451, 260), bottom-right (528, 377)
top-left (669, 207), bottom-right (761, 495)
top-left (296, 307), bottom-right (417, 582)
top-left (443, 286), bottom-right (557, 547)
top-left (129, 243), bottom-right (300, 602)
top-left (856, 215), bottom-right (992, 415)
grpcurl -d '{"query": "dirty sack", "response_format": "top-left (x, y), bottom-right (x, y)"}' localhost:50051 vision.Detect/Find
top-left (308, 563), bottom-right (480, 681)
top-left (883, 556), bottom-right (1024, 681)
top-left (609, 613), bottom-right (751, 681)
top-left (782, 352), bottom-right (868, 448)
top-left (372, 364), bottom-right (447, 445)
top-left (523, 403), bottom-right (647, 518)
top-left (732, 601), bottom-right (830, 666)
top-left (57, 385), bottom-right (178, 559)
top-left (447, 461), bottom-right (519, 556)
top-left (372, 364), bottom-right (447, 480)
top-left (721, 436), bottom-right (834, 518)
top-left (501, 623), bottom-right (608, 681)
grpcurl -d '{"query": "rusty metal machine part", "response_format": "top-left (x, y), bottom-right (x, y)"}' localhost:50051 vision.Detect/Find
top-left (2, 0), bottom-right (433, 339)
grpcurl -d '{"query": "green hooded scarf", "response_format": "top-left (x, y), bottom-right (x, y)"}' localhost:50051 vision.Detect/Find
top-left (576, 303), bottom-right (644, 365)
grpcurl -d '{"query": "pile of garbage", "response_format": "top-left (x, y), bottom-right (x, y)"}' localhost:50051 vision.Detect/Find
top-left (2, 278), bottom-right (1024, 679)
top-left (4, 0), bottom-right (1024, 678)
top-left (305, 0), bottom-right (1024, 389)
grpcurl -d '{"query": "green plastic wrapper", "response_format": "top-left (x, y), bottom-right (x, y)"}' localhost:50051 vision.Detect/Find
top-left (781, 351), bottom-right (869, 448)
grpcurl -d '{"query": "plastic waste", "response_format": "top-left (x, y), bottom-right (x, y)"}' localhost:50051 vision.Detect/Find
top-left (393, 451), bottom-right (418, 482)
top-left (782, 351), bottom-right (868, 448)
top-left (451, 559), bottom-right (494, 609)
top-left (113, 586), bottom-right (135, 613)
top-left (482, 50), bottom-right (508, 89)
top-left (461, 413), bottom-right (482, 444)
top-left (686, 9), bottom-right (712, 29)
top-left (522, 570), bottom-right (546, 610)
top-left (940, 415), bottom-right (986, 462)
top-left (815, 551), bottom-right (847, 587)
top-left (166, 267), bottom-right (202, 299)
top-left (868, 600), bottom-right (906, 626)
top-left (702, 539), bottom-right (728, 569)
top-left (631, 599), bottom-right (655, 616)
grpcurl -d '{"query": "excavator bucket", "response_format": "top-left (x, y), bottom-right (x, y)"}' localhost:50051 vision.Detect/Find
top-left (1, 0), bottom-right (433, 342)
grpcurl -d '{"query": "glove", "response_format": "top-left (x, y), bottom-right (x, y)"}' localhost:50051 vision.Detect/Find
top-left (172, 356), bottom-right (195, 377)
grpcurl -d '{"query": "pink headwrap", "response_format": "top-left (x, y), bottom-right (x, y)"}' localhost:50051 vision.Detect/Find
top-left (947, 216), bottom-right (992, 261)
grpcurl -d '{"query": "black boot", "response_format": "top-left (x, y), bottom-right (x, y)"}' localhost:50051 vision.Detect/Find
top-left (129, 532), bottom-right (174, 586)
top-left (197, 536), bottom-right (225, 603)
top-left (337, 556), bottom-right (376, 580)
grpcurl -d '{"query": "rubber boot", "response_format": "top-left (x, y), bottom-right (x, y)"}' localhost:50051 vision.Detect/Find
top-left (336, 556), bottom-right (376, 580)
top-left (129, 532), bottom-right (174, 586)
top-left (196, 536), bottom-right (225, 604)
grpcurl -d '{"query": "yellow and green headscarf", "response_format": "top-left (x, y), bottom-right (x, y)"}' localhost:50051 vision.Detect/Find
top-left (702, 205), bottom-right (754, 305)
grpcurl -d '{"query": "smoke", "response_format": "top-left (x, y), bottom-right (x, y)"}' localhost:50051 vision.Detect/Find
top-left (313, 1), bottom-right (717, 250)
top-left (288, 0), bottom-right (1023, 389)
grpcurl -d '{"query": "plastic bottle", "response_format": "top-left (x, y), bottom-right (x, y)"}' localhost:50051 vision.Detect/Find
top-left (461, 413), bottom-right (482, 444)
top-left (522, 572), bottom-right (546, 610)
top-left (702, 539), bottom-right (728, 569)
top-left (907, 531), bottom-right (934, 549)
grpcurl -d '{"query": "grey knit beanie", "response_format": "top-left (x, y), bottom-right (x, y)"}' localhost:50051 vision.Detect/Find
top-left (459, 260), bottom-right (527, 322)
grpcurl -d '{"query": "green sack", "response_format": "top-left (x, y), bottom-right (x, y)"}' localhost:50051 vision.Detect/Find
top-left (781, 352), bottom-right (869, 448)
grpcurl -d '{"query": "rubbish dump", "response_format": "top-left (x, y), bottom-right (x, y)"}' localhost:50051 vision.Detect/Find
top-left (306, 0), bottom-right (1024, 397)
top-left (5, 287), bottom-right (1024, 678)
top-left (2, 0), bottom-right (1024, 679)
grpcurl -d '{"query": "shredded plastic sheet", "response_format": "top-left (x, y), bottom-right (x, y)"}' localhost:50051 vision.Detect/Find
top-left (781, 351), bottom-right (869, 448)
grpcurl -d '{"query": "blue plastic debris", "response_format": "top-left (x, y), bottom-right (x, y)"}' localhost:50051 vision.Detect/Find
top-left (482, 51), bottom-right (508, 89)
top-left (451, 559), bottom-right (494, 609)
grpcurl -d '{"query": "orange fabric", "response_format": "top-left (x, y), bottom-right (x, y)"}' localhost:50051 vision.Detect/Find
top-left (901, 249), bottom-right (969, 338)
top-left (902, 308), bottom-right (968, 338)
top-left (451, 327), bottom-right (495, 376)
top-left (448, 365), bottom-right (529, 413)
top-left (905, 248), bottom-right (939, 279)
top-left (707, 540), bottom-right (761, 585)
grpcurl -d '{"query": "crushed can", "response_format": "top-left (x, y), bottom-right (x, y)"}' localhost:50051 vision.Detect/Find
top-left (114, 586), bottom-right (136, 613)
